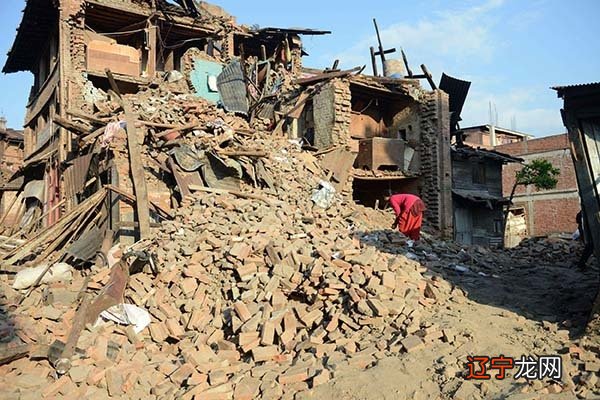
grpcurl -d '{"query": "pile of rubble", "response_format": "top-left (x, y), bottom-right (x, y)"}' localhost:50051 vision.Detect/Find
top-left (0, 129), bottom-right (460, 399)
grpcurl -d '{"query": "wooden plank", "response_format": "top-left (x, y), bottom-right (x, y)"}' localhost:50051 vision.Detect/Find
top-left (24, 63), bottom-right (59, 126)
top-left (168, 158), bottom-right (203, 200)
top-left (104, 184), bottom-right (173, 220)
top-left (105, 68), bottom-right (151, 240)
top-left (188, 185), bottom-right (272, 204)
top-left (287, 91), bottom-right (311, 119)
top-left (581, 119), bottom-right (600, 201)
top-left (420, 64), bottom-right (437, 90)
top-left (146, 23), bottom-right (157, 78)
top-left (123, 101), bottom-right (151, 239)
top-left (320, 148), bottom-right (356, 192)
top-left (292, 67), bottom-right (362, 86)
top-left (1, 190), bottom-right (105, 264)
top-left (566, 113), bottom-right (600, 258)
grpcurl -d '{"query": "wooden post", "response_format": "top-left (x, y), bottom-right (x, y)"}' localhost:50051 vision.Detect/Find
top-left (146, 21), bottom-right (157, 78)
top-left (370, 47), bottom-right (378, 77)
top-left (105, 69), bottom-right (151, 240)
top-left (123, 102), bottom-right (151, 239)
top-left (401, 48), bottom-right (413, 77)
top-left (373, 19), bottom-right (387, 76)
top-left (421, 64), bottom-right (437, 90)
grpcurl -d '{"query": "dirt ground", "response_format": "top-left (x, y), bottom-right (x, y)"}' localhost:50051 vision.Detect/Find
top-left (299, 235), bottom-right (598, 400)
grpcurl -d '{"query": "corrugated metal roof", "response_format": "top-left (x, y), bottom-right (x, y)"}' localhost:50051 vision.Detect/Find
top-left (217, 59), bottom-right (249, 115)
top-left (439, 73), bottom-right (471, 127)
top-left (553, 82), bottom-right (600, 98)
top-left (452, 145), bottom-right (524, 164)
top-left (551, 82), bottom-right (600, 91)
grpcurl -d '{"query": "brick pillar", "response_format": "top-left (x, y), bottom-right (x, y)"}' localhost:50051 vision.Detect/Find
top-left (419, 90), bottom-right (452, 237)
top-left (58, 0), bottom-right (86, 216)
top-left (312, 79), bottom-right (351, 149)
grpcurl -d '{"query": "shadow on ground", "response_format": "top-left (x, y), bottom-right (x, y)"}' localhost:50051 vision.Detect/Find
top-left (0, 287), bottom-right (19, 363)
top-left (357, 229), bottom-right (599, 339)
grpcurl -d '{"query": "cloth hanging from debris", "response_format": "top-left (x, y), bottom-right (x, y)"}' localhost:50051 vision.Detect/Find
top-left (217, 59), bottom-right (249, 115)
top-left (102, 121), bottom-right (125, 147)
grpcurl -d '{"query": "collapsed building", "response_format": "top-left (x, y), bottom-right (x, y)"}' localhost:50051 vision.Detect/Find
top-left (0, 2), bottom-right (461, 395)
top-left (3, 2), bottom-right (600, 399)
top-left (554, 82), bottom-right (600, 336)
top-left (1, 0), bottom-right (454, 241)
top-left (451, 146), bottom-right (522, 247)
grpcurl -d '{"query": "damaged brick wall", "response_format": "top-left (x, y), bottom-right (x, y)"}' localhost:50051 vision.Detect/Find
top-left (313, 79), bottom-right (351, 148)
top-left (419, 89), bottom-right (452, 237)
top-left (56, 0), bottom-right (89, 127)
top-left (498, 134), bottom-right (579, 235)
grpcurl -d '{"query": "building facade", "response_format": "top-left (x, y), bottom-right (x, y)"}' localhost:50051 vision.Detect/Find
top-left (451, 145), bottom-right (522, 247)
top-left (496, 134), bottom-right (579, 237)
top-left (0, 118), bottom-right (24, 228)
top-left (458, 125), bottom-right (533, 149)
top-left (293, 75), bottom-right (453, 236)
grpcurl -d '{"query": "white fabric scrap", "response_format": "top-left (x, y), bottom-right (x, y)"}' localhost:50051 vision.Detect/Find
top-left (13, 262), bottom-right (73, 290)
top-left (102, 121), bottom-right (125, 148)
top-left (311, 180), bottom-right (336, 209)
top-left (99, 304), bottom-right (151, 334)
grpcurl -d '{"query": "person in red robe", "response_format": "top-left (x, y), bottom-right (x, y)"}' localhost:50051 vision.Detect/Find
top-left (387, 193), bottom-right (426, 241)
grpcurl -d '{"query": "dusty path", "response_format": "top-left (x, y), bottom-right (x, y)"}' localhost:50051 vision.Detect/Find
top-left (300, 238), bottom-right (598, 399)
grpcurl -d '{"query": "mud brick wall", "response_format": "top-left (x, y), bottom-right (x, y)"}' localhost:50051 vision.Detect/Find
top-left (222, 32), bottom-right (235, 61)
top-left (313, 79), bottom-right (351, 149)
top-left (419, 90), bottom-right (452, 237)
top-left (497, 134), bottom-right (579, 235)
top-left (291, 48), bottom-right (303, 75)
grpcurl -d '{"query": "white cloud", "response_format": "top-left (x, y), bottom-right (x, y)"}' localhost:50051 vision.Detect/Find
top-left (318, 0), bottom-right (565, 137)
top-left (326, 0), bottom-right (505, 72)
top-left (461, 88), bottom-right (565, 136)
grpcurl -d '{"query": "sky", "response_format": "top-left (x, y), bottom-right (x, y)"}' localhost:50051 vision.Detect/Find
top-left (1, 0), bottom-right (599, 137)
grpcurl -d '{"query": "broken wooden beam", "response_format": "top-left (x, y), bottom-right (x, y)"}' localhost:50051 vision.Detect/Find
top-left (104, 184), bottom-right (173, 220)
top-left (292, 67), bottom-right (363, 85)
top-left (421, 64), bottom-right (437, 90)
top-left (105, 68), bottom-right (152, 240)
top-left (53, 115), bottom-right (91, 136)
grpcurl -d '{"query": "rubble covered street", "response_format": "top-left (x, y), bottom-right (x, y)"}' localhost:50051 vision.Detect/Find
top-left (0, 1), bottom-right (599, 400)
